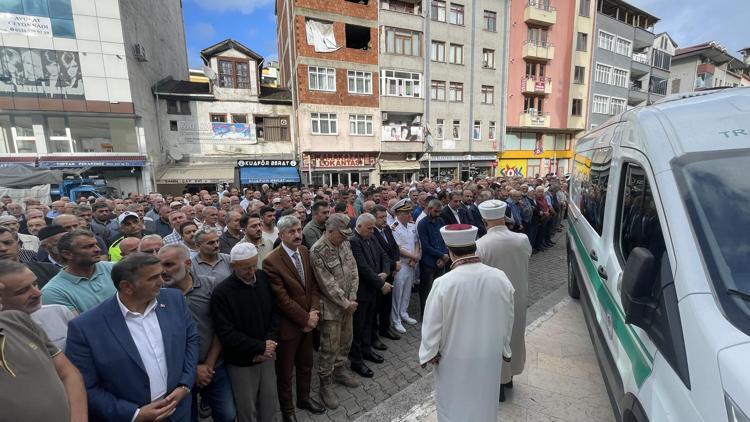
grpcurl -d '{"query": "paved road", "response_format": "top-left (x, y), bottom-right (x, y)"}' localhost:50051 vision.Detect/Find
top-left (297, 230), bottom-right (569, 421)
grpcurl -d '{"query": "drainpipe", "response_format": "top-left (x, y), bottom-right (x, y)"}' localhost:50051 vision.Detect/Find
top-left (424, 0), bottom-right (432, 180)
top-left (499, 0), bottom-right (510, 174)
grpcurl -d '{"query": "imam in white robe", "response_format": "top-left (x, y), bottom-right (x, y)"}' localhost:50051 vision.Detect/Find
top-left (477, 225), bottom-right (532, 384)
top-left (419, 261), bottom-right (515, 422)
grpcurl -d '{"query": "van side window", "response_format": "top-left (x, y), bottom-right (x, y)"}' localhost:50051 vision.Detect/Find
top-left (571, 147), bottom-right (611, 235)
top-left (617, 163), bottom-right (666, 263)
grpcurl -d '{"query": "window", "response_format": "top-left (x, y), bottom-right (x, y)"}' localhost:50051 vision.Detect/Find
top-left (449, 3), bottom-right (464, 25)
top-left (258, 116), bottom-right (290, 142)
top-left (210, 114), bottom-right (227, 123)
top-left (473, 121), bottom-right (481, 140)
top-left (449, 44), bottom-right (464, 64)
top-left (452, 120), bottom-right (461, 140)
top-left (527, 27), bottom-right (549, 46)
top-left (578, 0), bottom-right (590, 17)
top-left (449, 82), bottom-right (463, 102)
top-left (311, 113), bottom-right (337, 134)
top-left (652, 49), bottom-right (672, 70)
top-left (612, 68), bottom-right (628, 88)
top-left (383, 0), bottom-right (417, 13)
top-left (592, 95), bottom-right (609, 114)
top-left (481, 85), bottom-right (494, 104)
top-left (483, 10), bottom-right (497, 31)
top-left (573, 147), bottom-right (611, 235)
top-left (218, 60), bottom-right (251, 89)
top-left (167, 100), bottom-right (179, 115)
top-left (348, 70), bottom-right (373, 94)
top-left (615, 37), bottom-right (632, 56)
top-left (572, 99), bottom-right (583, 116)
top-left (384, 27), bottom-right (422, 56)
top-left (610, 97), bottom-right (626, 115)
top-left (436, 118), bottom-right (445, 139)
top-left (482, 49), bottom-right (495, 68)
top-left (488, 121), bottom-right (496, 140)
top-left (554, 134), bottom-right (568, 150)
top-left (169, 121), bottom-right (178, 131)
top-left (345, 24), bottom-right (371, 50)
top-left (381, 70), bottom-right (422, 97)
top-left (524, 96), bottom-right (544, 112)
top-left (576, 32), bottom-right (588, 52)
top-left (597, 30), bottom-right (615, 51)
top-left (650, 77), bottom-right (667, 95)
top-left (431, 80), bottom-right (446, 100)
top-left (431, 0), bottom-right (446, 21)
top-left (431, 41), bottom-right (446, 62)
top-left (349, 115), bottom-right (374, 135)
top-left (308, 66), bottom-right (336, 92)
top-left (574, 66), bottom-right (585, 84)
top-left (0, 0), bottom-right (75, 38)
top-left (595, 63), bottom-right (612, 84)
top-left (525, 62), bottom-right (546, 78)
top-left (231, 114), bottom-right (248, 123)
top-left (617, 163), bottom-right (665, 262)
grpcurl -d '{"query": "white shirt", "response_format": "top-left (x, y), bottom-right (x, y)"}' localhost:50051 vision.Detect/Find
top-left (415, 211), bottom-right (427, 225)
top-left (262, 226), bottom-right (279, 244)
top-left (116, 293), bottom-right (168, 401)
top-left (31, 304), bottom-right (75, 352)
top-left (449, 206), bottom-right (461, 224)
top-left (393, 221), bottom-right (418, 259)
top-left (281, 242), bottom-right (304, 281)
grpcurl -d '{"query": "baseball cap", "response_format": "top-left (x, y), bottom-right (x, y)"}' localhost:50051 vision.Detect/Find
top-left (118, 211), bottom-right (140, 224)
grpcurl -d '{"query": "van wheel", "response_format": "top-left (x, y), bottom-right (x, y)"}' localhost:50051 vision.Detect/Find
top-left (568, 257), bottom-right (580, 299)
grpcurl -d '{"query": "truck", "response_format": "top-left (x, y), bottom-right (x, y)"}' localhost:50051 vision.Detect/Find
top-left (0, 164), bottom-right (116, 204)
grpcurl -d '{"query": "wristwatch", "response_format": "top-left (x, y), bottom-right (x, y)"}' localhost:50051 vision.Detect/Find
top-left (177, 384), bottom-right (191, 394)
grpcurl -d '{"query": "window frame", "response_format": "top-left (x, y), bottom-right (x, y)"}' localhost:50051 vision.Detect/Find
top-left (431, 40), bottom-right (446, 62)
top-left (431, 80), bottom-right (446, 101)
top-left (488, 121), bottom-right (496, 140)
top-left (597, 30), bottom-right (615, 51)
top-left (349, 114), bottom-right (374, 136)
top-left (609, 96), bottom-right (626, 115)
top-left (572, 98), bottom-right (583, 116)
top-left (231, 114), bottom-right (248, 124)
top-left (308, 66), bottom-right (337, 92)
top-left (592, 95), bottom-right (610, 114)
top-left (452, 119), bottom-right (461, 140)
top-left (612, 67), bottom-right (629, 88)
top-left (574, 66), bottom-right (586, 84)
top-left (436, 118), bottom-right (445, 139)
top-left (449, 2), bottom-right (464, 25)
top-left (481, 85), bottom-right (494, 104)
top-left (311, 112), bottom-right (338, 135)
top-left (595, 62), bottom-right (612, 84)
top-left (380, 69), bottom-right (423, 98)
top-left (347, 70), bottom-right (373, 95)
top-left (431, 0), bottom-right (446, 22)
top-left (482, 48), bottom-right (495, 69)
top-left (448, 43), bottom-right (464, 65)
top-left (472, 120), bottom-right (481, 141)
top-left (576, 32), bottom-right (588, 52)
top-left (210, 113), bottom-right (227, 123)
top-left (448, 81), bottom-right (464, 102)
top-left (483, 10), bottom-right (497, 32)
top-left (384, 26), bottom-right (423, 57)
top-left (615, 37), bottom-right (632, 57)
top-left (218, 59), bottom-right (252, 90)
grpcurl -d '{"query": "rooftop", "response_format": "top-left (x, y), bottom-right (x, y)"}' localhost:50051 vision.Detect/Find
top-left (153, 77), bottom-right (212, 98)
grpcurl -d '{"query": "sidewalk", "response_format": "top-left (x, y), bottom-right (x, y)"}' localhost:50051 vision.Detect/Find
top-left (389, 298), bottom-right (616, 422)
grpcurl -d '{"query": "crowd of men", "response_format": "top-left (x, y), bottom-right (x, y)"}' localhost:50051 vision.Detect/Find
top-left (0, 174), bottom-right (567, 422)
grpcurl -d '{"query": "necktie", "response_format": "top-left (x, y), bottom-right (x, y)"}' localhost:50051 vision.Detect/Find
top-left (292, 251), bottom-right (305, 285)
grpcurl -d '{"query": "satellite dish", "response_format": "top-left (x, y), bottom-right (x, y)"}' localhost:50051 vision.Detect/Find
top-left (203, 66), bottom-right (217, 81)
top-left (168, 149), bottom-right (184, 161)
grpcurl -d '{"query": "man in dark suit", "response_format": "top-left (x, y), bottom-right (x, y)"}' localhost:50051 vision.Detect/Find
top-left (441, 191), bottom-right (469, 226)
top-left (66, 253), bottom-right (200, 422)
top-left (263, 215), bottom-right (324, 422)
top-left (348, 213), bottom-right (393, 378)
top-left (371, 205), bottom-right (401, 343)
top-left (461, 189), bottom-right (486, 237)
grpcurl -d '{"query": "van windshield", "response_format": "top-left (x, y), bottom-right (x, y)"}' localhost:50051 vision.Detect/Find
top-left (674, 150), bottom-right (750, 334)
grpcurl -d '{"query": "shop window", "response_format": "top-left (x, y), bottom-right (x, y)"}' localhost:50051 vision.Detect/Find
top-left (69, 116), bottom-right (138, 153)
top-left (169, 121), bottom-right (178, 131)
top-left (46, 116), bottom-right (71, 153)
top-left (12, 116), bottom-right (36, 153)
top-left (345, 24), bottom-right (371, 50)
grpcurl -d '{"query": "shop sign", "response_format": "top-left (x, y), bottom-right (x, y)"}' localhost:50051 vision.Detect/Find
top-left (498, 160), bottom-right (527, 177)
top-left (237, 159), bottom-right (297, 167)
top-left (39, 159), bottom-right (146, 168)
top-left (303, 153), bottom-right (376, 168)
top-left (535, 81), bottom-right (546, 92)
top-left (0, 13), bottom-right (52, 37)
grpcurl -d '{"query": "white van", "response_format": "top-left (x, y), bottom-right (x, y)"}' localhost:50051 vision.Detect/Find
top-left (567, 87), bottom-right (750, 422)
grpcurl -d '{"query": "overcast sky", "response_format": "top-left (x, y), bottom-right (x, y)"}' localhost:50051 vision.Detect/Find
top-left (181, 0), bottom-right (750, 67)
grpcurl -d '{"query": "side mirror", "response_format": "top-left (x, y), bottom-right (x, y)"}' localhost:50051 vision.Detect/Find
top-left (621, 247), bottom-right (658, 327)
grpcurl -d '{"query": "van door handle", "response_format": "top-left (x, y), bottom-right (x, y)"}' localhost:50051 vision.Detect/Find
top-left (589, 250), bottom-right (598, 262)
top-left (598, 266), bottom-right (608, 280)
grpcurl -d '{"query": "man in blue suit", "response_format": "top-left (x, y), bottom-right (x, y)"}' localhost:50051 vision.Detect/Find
top-left (66, 252), bottom-right (200, 422)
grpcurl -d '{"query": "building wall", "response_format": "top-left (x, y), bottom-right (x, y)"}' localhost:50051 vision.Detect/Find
top-left (568, 0), bottom-right (594, 131)
top-left (120, 0), bottom-right (188, 190)
top-left (668, 58), bottom-right (698, 94)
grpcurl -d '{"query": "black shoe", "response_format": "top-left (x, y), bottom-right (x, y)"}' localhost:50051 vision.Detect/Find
top-left (380, 329), bottom-right (401, 340)
top-left (371, 338), bottom-right (388, 351)
top-left (282, 411), bottom-right (298, 422)
top-left (351, 363), bottom-right (374, 378)
top-left (297, 398), bottom-right (326, 414)
top-left (363, 351), bottom-right (384, 364)
top-left (499, 385), bottom-right (506, 402)
top-left (503, 379), bottom-right (513, 389)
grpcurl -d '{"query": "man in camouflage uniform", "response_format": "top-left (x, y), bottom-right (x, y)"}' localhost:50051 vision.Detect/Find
top-left (309, 213), bottom-right (361, 409)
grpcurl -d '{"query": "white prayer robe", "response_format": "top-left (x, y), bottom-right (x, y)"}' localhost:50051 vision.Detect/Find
top-left (476, 225), bottom-right (532, 384)
top-left (419, 261), bottom-right (515, 422)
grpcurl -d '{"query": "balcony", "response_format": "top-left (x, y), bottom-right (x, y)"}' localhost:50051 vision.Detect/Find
top-left (628, 86), bottom-right (648, 106)
top-left (522, 41), bottom-right (554, 61)
top-left (519, 110), bottom-right (550, 128)
top-left (524, 1), bottom-right (556, 26)
top-left (631, 52), bottom-right (651, 76)
top-left (522, 77), bottom-right (552, 95)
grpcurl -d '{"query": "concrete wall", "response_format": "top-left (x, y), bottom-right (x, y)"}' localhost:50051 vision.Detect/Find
top-left (297, 103), bottom-right (381, 152)
top-left (120, 0), bottom-right (188, 190)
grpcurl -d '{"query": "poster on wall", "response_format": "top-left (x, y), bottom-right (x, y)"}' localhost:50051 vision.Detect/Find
top-left (382, 123), bottom-right (422, 142)
top-left (178, 121), bottom-right (258, 144)
top-left (0, 46), bottom-right (83, 98)
top-left (211, 123), bottom-right (256, 143)
top-left (0, 13), bottom-right (52, 37)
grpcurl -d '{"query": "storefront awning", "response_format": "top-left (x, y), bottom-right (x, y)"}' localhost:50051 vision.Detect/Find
top-left (240, 166), bottom-right (300, 184)
top-left (158, 165), bottom-right (235, 184)
top-left (379, 160), bottom-right (421, 171)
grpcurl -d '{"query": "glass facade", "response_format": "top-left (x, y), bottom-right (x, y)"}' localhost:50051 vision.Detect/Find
top-left (0, 0), bottom-right (75, 38)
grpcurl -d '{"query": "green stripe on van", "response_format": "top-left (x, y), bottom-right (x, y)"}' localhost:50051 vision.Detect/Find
top-left (568, 223), bottom-right (653, 388)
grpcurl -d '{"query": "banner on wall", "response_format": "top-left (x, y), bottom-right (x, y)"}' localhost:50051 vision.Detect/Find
top-left (498, 160), bottom-right (527, 177)
top-left (382, 124), bottom-right (422, 142)
top-left (0, 13), bottom-right (52, 37)
top-left (0, 46), bottom-right (84, 98)
top-left (177, 121), bottom-right (258, 144)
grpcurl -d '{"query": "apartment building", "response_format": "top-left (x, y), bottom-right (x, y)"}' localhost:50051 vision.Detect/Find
top-left (0, 0), bottom-right (187, 194)
top-left (668, 41), bottom-right (749, 94)
top-left (276, 0), bottom-right (380, 186)
top-left (587, 0), bottom-right (670, 129)
top-left (499, 0), bottom-right (592, 179)
top-left (153, 39), bottom-right (296, 194)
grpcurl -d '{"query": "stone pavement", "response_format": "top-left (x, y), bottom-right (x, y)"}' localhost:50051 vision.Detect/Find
top-left (380, 297), bottom-right (615, 422)
top-left (293, 230), bottom-right (570, 422)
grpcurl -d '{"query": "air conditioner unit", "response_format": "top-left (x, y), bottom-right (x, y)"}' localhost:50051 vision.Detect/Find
top-left (133, 44), bottom-right (147, 62)
top-left (381, 112), bottom-right (388, 121)
top-left (405, 153), bottom-right (417, 161)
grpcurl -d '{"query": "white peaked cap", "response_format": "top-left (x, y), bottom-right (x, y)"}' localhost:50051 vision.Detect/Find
top-left (230, 242), bottom-right (258, 262)
top-left (478, 199), bottom-right (507, 220)
top-left (439, 224), bottom-right (478, 247)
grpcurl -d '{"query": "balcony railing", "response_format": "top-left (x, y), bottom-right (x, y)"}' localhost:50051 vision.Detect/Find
top-left (632, 53), bottom-right (650, 65)
top-left (519, 110), bottom-right (550, 127)
top-left (522, 77), bottom-right (552, 95)
top-left (522, 40), bottom-right (555, 61)
top-left (524, 0), bottom-right (556, 26)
